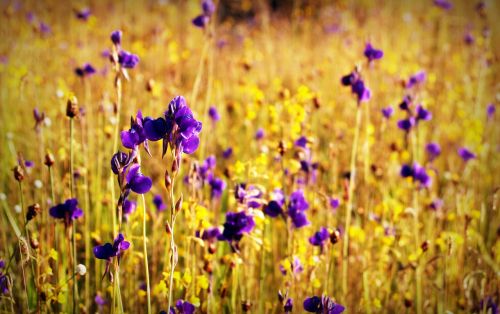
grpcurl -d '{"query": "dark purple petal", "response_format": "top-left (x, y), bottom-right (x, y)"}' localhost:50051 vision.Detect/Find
top-left (144, 117), bottom-right (169, 141)
top-left (182, 136), bottom-right (200, 154)
top-left (303, 296), bottom-right (322, 312)
top-left (93, 243), bottom-right (114, 260)
top-left (111, 30), bottom-right (122, 45)
top-left (130, 175), bottom-right (152, 194)
top-left (192, 15), bottom-right (209, 28)
top-left (264, 200), bottom-right (283, 218)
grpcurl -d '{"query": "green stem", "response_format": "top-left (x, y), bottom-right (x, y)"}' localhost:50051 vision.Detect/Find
top-left (342, 104), bottom-right (362, 300)
top-left (141, 194), bottom-right (152, 314)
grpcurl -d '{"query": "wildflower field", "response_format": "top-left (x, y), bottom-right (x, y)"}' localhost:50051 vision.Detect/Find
top-left (0, 0), bottom-right (499, 313)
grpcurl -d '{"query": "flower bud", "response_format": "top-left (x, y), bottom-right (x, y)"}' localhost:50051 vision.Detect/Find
top-left (44, 152), bottom-right (55, 167)
top-left (241, 301), bottom-right (251, 312)
top-left (13, 165), bottom-right (24, 181)
top-left (330, 229), bottom-right (341, 245)
top-left (66, 96), bottom-right (79, 118)
top-left (146, 79), bottom-right (155, 93)
top-left (175, 194), bottom-right (183, 213)
top-left (26, 203), bottom-right (41, 222)
top-left (165, 170), bottom-right (172, 189)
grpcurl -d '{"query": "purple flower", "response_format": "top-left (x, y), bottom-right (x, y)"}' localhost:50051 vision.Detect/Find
top-left (351, 79), bottom-right (371, 102)
top-left (284, 298), bottom-right (293, 312)
top-left (121, 111), bottom-right (147, 150)
top-left (75, 8), bottom-right (91, 21)
top-left (95, 293), bottom-right (107, 306)
top-left (111, 151), bottom-right (134, 175)
top-left (458, 147), bottom-right (476, 162)
top-left (280, 257), bottom-right (304, 275)
top-left (429, 198), bottom-right (443, 211)
top-left (264, 200), bottom-right (283, 218)
top-left (464, 32), bottom-right (475, 45)
top-left (329, 198), bottom-right (340, 210)
top-left (125, 164), bottom-right (152, 194)
top-left (399, 95), bottom-right (412, 111)
top-left (474, 297), bottom-right (498, 314)
top-left (309, 227), bottom-right (329, 246)
top-left (153, 194), bottom-right (166, 212)
top-left (434, 0), bottom-right (453, 10)
top-left (400, 163), bottom-right (432, 188)
top-left (381, 106), bottom-right (394, 119)
top-left (39, 22), bottom-right (51, 34)
top-left (288, 190), bottom-right (310, 228)
top-left (223, 147), bottom-right (233, 159)
top-left (75, 63), bottom-right (96, 77)
top-left (406, 71), bottom-right (426, 89)
top-left (122, 199), bottom-right (136, 220)
top-left (0, 274), bottom-right (8, 295)
top-left (364, 43), bottom-right (383, 62)
top-left (172, 299), bottom-right (195, 314)
top-left (295, 136), bottom-right (308, 148)
top-left (192, 15), bottom-right (209, 28)
top-left (163, 96), bottom-right (203, 155)
top-left (143, 117), bottom-right (171, 142)
top-left (397, 117), bottom-right (415, 132)
top-left (111, 30), bottom-right (122, 45)
top-left (93, 233), bottom-right (130, 261)
top-left (49, 198), bottom-right (83, 222)
top-left (219, 211), bottom-right (255, 242)
top-left (202, 0), bottom-right (216, 16)
top-left (426, 142), bottom-right (441, 160)
top-left (303, 295), bottom-right (345, 314)
top-left (255, 128), bottom-right (265, 140)
top-left (118, 50), bottom-right (139, 69)
top-left (197, 227), bottom-right (221, 241)
top-left (209, 177), bottom-right (226, 198)
top-left (416, 105), bottom-right (432, 121)
top-left (487, 103), bottom-right (495, 119)
top-left (208, 106), bottom-right (220, 122)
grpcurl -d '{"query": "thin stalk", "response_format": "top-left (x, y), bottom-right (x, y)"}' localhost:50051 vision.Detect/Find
top-left (141, 193), bottom-right (152, 314)
top-left (167, 153), bottom-right (178, 312)
top-left (69, 117), bottom-right (79, 313)
top-left (342, 104), bottom-right (362, 300)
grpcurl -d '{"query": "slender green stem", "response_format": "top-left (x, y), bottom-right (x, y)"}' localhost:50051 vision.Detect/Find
top-left (141, 193), bottom-right (152, 314)
top-left (342, 105), bottom-right (362, 300)
top-left (167, 175), bottom-right (176, 312)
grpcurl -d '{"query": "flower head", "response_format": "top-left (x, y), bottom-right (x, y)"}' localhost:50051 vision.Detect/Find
top-left (364, 43), bottom-right (383, 62)
top-left (208, 106), bottom-right (220, 122)
top-left (75, 63), bottom-right (96, 77)
top-left (153, 194), bottom-right (167, 212)
top-left (309, 227), bottom-right (329, 246)
top-left (93, 233), bottom-right (130, 261)
top-left (303, 295), bottom-right (345, 314)
top-left (219, 211), bottom-right (255, 242)
top-left (381, 106), bottom-right (394, 119)
top-left (458, 147), bottom-right (476, 162)
top-left (118, 50), bottom-right (140, 69)
top-left (49, 198), bottom-right (83, 222)
top-left (111, 30), bottom-right (122, 45)
top-left (75, 8), bottom-right (91, 21)
top-left (426, 142), bottom-right (441, 160)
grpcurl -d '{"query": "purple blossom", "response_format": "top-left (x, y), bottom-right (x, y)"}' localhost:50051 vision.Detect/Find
top-left (93, 233), bottom-right (130, 261)
top-left (364, 43), bottom-right (383, 62)
top-left (397, 117), bottom-right (415, 132)
top-left (303, 295), bottom-right (345, 314)
top-left (122, 199), bottom-right (136, 221)
top-left (309, 227), bottom-right (329, 246)
top-left (223, 147), bottom-right (233, 159)
top-left (255, 128), bottom-right (265, 140)
top-left (75, 8), bottom-right (91, 21)
top-left (264, 200), bottom-right (283, 218)
top-left (288, 190), bottom-right (310, 228)
top-left (209, 177), bottom-right (226, 198)
top-left (458, 147), bottom-right (476, 162)
top-left (426, 142), bottom-right (441, 160)
top-left (284, 298), bottom-right (293, 312)
top-left (434, 0), bottom-right (453, 10)
top-left (197, 227), bottom-right (221, 241)
top-left (49, 198), bottom-right (83, 222)
top-left (295, 136), bottom-right (308, 148)
top-left (121, 111), bottom-right (147, 150)
top-left (75, 63), bottom-right (96, 77)
top-left (208, 106), bottom-right (220, 122)
top-left (406, 71), bottom-right (426, 89)
top-left (171, 299), bottom-right (195, 314)
top-left (400, 163), bottom-right (432, 188)
top-left (381, 106), bottom-right (394, 119)
top-left (111, 30), bottom-right (122, 45)
top-left (341, 71), bottom-right (371, 102)
top-left (153, 194), bottom-right (166, 212)
top-left (416, 105), bottom-right (432, 121)
top-left (329, 198), bottom-right (340, 210)
top-left (125, 164), bottom-right (152, 194)
top-left (487, 104), bottom-right (495, 119)
top-left (219, 211), bottom-right (255, 242)
top-left (118, 50), bottom-right (139, 69)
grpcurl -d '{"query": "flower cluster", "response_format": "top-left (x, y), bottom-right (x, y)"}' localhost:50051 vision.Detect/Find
top-left (303, 295), bottom-right (345, 314)
top-left (192, 0), bottom-right (215, 28)
top-left (341, 70), bottom-right (371, 103)
top-left (49, 198), bottom-right (83, 226)
top-left (400, 163), bottom-right (432, 188)
top-left (110, 30), bottom-right (139, 69)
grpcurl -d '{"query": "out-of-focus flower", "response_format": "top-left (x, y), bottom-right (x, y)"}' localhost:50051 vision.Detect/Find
top-left (171, 299), bottom-right (196, 314)
top-left (288, 190), bottom-right (310, 228)
top-left (75, 8), bottom-right (91, 21)
top-left (309, 227), bottom-right (329, 247)
top-left (153, 194), bottom-right (166, 212)
top-left (219, 211), bottom-right (255, 242)
top-left (381, 106), bottom-right (394, 119)
top-left (123, 199), bottom-right (137, 220)
top-left (208, 106), bottom-right (220, 122)
top-left (458, 147), bottom-right (476, 162)
top-left (341, 70), bottom-right (371, 102)
top-left (295, 136), bottom-right (308, 148)
top-left (209, 177), bottom-right (226, 198)
top-left (406, 71), bottom-right (426, 89)
top-left (118, 50), bottom-right (140, 69)
top-left (284, 298), bottom-right (293, 312)
top-left (487, 103), bottom-right (495, 119)
top-left (434, 0), bottom-right (453, 10)
top-left (192, 0), bottom-right (215, 28)
top-left (49, 198), bottom-right (83, 222)
top-left (426, 142), bottom-right (441, 160)
top-left (255, 128), bottom-right (265, 140)
top-left (111, 30), bottom-right (122, 45)
top-left (303, 295), bottom-right (345, 313)
top-left (400, 163), bottom-right (432, 188)
top-left (364, 43), bottom-right (383, 62)
top-left (223, 147), bottom-right (233, 159)
top-left (75, 63), bottom-right (96, 77)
